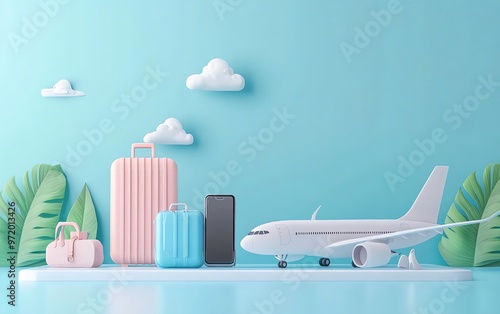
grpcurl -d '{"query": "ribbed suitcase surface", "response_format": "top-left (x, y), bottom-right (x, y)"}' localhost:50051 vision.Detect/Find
top-left (110, 143), bottom-right (177, 265)
top-left (155, 203), bottom-right (204, 268)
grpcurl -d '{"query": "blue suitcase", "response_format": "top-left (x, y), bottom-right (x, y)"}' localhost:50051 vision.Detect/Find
top-left (155, 203), bottom-right (204, 268)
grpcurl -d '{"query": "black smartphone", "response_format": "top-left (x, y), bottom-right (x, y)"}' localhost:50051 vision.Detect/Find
top-left (204, 195), bottom-right (235, 266)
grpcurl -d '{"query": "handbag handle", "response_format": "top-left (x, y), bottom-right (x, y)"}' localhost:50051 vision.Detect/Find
top-left (54, 222), bottom-right (80, 247)
top-left (167, 203), bottom-right (188, 211)
top-left (131, 143), bottom-right (155, 158)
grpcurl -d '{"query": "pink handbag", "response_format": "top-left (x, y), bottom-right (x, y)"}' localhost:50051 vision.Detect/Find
top-left (46, 222), bottom-right (104, 268)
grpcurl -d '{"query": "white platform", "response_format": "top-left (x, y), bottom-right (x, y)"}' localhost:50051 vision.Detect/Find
top-left (19, 264), bottom-right (472, 282)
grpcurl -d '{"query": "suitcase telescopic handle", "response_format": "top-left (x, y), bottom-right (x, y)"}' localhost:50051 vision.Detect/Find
top-left (131, 143), bottom-right (155, 158)
top-left (168, 203), bottom-right (188, 211)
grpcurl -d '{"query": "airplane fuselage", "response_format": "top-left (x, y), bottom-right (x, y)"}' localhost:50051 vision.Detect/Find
top-left (240, 219), bottom-right (437, 259)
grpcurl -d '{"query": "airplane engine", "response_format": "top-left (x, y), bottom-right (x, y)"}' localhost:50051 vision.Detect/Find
top-left (352, 242), bottom-right (392, 268)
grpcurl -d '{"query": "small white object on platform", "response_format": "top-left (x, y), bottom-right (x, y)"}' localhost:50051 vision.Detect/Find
top-left (398, 254), bottom-right (409, 269)
top-left (409, 249), bottom-right (422, 270)
top-left (19, 264), bottom-right (472, 282)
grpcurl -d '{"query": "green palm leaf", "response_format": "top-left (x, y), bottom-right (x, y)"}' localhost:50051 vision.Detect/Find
top-left (64, 184), bottom-right (98, 239)
top-left (0, 164), bottom-right (66, 267)
top-left (439, 163), bottom-right (500, 266)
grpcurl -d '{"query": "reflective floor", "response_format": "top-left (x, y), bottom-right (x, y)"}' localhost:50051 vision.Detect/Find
top-left (1, 266), bottom-right (499, 314)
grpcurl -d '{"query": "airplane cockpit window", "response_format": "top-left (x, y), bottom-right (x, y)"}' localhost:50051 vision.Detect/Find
top-left (247, 230), bottom-right (270, 235)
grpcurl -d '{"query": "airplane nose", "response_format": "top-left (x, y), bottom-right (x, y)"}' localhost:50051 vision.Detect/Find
top-left (240, 236), bottom-right (252, 252)
top-left (240, 230), bottom-right (279, 255)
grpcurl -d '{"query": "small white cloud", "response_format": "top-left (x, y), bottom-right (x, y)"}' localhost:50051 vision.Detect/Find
top-left (143, 118), bottom-right (194, 145)
top-left (41, 79), bottom-right (85, 97)
top-left (186, 58), bottom-right (245, 91)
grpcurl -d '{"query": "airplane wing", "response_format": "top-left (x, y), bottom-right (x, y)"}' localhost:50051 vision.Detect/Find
top-left (323, 210), bottom-right (500, 257)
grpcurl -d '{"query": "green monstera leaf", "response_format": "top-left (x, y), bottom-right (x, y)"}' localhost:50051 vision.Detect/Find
top-left (439, 163), bottom-right (500, 266)
top-left (0, 164), bottom-right (66, 267)
top-left (64, 184), bottom-right (98, 239)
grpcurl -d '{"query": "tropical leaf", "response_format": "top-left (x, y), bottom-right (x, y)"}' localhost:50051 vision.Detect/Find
top-left (64, 184), bottom-right (98, 239)
top-left (0, 164), bottom-right (66, 267)
top-left (439, 163), bottom-right (500, 266)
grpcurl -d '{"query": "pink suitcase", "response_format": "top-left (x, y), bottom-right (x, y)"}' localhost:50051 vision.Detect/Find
top-left (110, 143), bottom-right (177, 265)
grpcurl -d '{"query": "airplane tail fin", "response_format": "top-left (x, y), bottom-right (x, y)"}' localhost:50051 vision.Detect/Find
top-left (398, 166), bottom-right (448, 224)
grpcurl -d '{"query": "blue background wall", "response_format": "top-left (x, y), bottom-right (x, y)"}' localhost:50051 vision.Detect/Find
top-left (1, 0), bottom-right (499, 265)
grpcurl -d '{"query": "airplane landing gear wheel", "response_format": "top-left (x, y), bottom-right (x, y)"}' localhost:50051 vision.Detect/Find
top-left (319, 258), bottom-right (330, 267)
top-left (278, 260), bottom-right (288, 268)
top-left (352, 260), bottom-right (359, 268)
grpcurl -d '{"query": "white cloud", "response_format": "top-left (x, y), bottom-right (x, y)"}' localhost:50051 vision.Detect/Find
top-left (143, 118), bottom-right (194, 145)
top-left (186, 58), bottom-right (245, 91)
top-left (41, 79), bottom-right (85, 97)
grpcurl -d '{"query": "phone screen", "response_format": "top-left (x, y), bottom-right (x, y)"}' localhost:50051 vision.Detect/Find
top-left (205, 195), bottom-right (235, 265)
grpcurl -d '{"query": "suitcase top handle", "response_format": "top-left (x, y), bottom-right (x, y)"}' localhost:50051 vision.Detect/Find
top-left (167, 203), bottom-right (189, 211)
top-left (53, 222), bottom-right (84, 247)
top-left (131, 143), bottom-right (155, 158)
top-left (53, 222), bottom-right (88, 263)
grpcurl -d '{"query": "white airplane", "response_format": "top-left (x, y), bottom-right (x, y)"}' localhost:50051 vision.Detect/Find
top-left (240, 166), bottom-right (500, 268)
